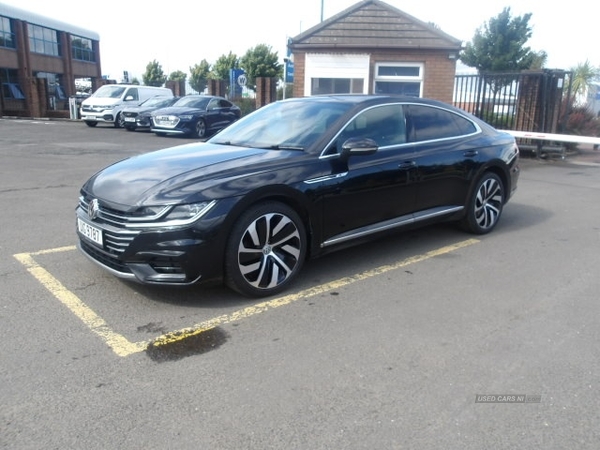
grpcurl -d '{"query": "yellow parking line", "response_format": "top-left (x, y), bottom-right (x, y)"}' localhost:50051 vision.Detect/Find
top-left (14, 238), bottom-right (479, 357)
top-left (13, 249), bottom-right (146, 357)
top-left (151, 238), bottom-right (480, 346)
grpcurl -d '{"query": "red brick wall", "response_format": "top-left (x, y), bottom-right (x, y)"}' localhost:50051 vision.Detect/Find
top-left (292, 53), bottom-right (306, 98)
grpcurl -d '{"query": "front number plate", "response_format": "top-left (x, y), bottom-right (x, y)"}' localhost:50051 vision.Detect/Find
top-left (78, 218), bottom-right (103, 246)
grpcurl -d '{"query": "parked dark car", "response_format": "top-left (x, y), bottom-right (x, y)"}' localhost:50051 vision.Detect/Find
top-left (76, 95), bottom-right (519, 297)
top-left (121, 96), bottom-right (180, 131)
top-left (150, 95), bottom-right (241, 138)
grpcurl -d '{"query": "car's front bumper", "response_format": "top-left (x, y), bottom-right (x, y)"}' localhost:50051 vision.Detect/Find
top-left (150, 127), bottom-right (187, 135)
top-left (75, 205), bottom-right (227, 285)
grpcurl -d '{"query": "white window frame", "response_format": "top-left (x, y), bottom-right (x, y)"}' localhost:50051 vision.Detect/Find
top-left (374, 63), bottom-right (424, 97)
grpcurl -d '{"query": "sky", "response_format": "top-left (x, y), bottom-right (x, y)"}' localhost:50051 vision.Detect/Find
top-left (2, 0), bottom-right (597, 81)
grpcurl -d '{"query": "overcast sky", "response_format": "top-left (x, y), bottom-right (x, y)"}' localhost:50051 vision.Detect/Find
top-left (1, 0), bottom-right (596, 81)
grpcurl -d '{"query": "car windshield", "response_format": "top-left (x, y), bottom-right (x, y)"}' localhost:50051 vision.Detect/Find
top-left (173, 96), bottom-right (210, 109)
top-left (92, 85), bottom-right (126, 99)
top-left (210, 99), bottom-right (352, 150)
top-left (142, 96), bottom-right (173, 107)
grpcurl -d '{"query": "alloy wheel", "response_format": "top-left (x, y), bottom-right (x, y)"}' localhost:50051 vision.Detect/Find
top-left (237, 212), bottom-right (302, 291)
top-left (474, 176), bottom-right (503, 230)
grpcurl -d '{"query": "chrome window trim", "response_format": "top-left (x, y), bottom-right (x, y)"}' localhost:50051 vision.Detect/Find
top-left (319, 102), bottom-right (483, 159)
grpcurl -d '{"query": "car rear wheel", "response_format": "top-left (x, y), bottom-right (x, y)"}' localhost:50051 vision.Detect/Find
top-left (195, 119), bottom-right (207, 138)
top-left (225, 202), bottom-right (307, 297)
top-left (461, 172), bottom-right (504, 234)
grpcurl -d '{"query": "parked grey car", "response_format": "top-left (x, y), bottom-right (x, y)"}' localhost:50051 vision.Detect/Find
top-left (121, 96), bottom-right (180, 131)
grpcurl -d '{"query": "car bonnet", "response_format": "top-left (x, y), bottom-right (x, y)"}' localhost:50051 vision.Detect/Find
top-left (82, 143), bottom-right (294, 208)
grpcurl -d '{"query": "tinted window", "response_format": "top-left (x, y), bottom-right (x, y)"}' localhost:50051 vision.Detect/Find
top-left (208, 98), bottom-right (231, 109)
top-left (125, 88), bottom-right (138, 101)
top-left (175, 97), bottom-right (210, 109)
top-left (406, 105), bottom-right (477, 142)
top-left (338, 104), bottom-right (406, 148)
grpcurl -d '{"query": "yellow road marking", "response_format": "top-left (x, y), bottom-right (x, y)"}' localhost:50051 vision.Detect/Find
top-left (14, 238), bottom-right (479, 356)
top-left (13, 249), bottom-right (146, 357)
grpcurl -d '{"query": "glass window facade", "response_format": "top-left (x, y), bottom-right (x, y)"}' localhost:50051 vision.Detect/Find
top-left (0, 16), bottom-right (15, 48)
top-left (28, 23), bottom-right (60, 56)
top-left (71, 35), bottom-right (95, 62)
top-left (1, 68), bottom-right (25, 99)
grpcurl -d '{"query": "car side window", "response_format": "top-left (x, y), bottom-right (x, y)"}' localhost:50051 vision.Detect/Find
top-left (125, 88), bottom-right (138, 101)
top-left (207, 98), bottom-right (219, 110)
top-left (337, 104), bottom-right (406, 151)
top-left (406, 105), bottom-right (477, 142)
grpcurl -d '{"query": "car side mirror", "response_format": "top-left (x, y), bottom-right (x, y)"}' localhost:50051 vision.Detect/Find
top-left (340, 137), bottom-right (378, 159)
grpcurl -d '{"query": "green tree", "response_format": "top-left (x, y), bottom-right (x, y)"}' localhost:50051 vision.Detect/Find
top-left (529, 50), bottom-right (548, 70)
top-left (211, 52), bottom-right (239, 81)
top-left (142, 60), bottom-right (167, 87)
top-left (568, 60), bottom-right (600, 105)
top-left (189, 60), bottom-right (211, 93)
top-left (240, 44), bottom-right (282, 91)
top-left (168, 70), bottom-right (187, 82)
top-left (460, 8), bottom-right (538, 74)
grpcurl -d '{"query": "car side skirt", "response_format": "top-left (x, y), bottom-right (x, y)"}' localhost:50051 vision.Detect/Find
top-left (321, 205), bottom-right (464, 248)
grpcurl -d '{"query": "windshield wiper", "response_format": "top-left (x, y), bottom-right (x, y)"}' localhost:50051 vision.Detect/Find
top-left (267, 144), bottom-right (304, 151)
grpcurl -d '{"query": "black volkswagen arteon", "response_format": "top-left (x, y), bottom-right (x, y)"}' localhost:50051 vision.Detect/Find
top-left (76, 95), bottom-right (519, 297)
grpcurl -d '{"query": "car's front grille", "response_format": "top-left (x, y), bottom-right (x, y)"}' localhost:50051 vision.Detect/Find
top-left (122, 111), bottom-right (138, 118)
top-left (81, 105), bottom-right (103, 112)
top-left (153, 115), bottom-right (179, 127)
top-left (79, 197), bottom-right (142, 255)
top-left (80, 239), bottom-right (133, 274)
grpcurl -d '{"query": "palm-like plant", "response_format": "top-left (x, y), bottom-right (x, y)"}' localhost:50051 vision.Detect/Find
top-left (569, 60), bottom-right (600, 105)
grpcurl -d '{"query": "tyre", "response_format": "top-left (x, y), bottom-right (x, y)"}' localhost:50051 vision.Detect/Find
top-left (461, 172), bottom-right (504, 234)
top-left (84, 121), bottom-right (97, 127)
top-left (225, 202), bottom-right (307, 297)
top-left (115, 113), bottom-right (124, 128)
top-left (125, 125), bottom-right (135, 132)
top-left (195, 118), bottom-right (207, 138)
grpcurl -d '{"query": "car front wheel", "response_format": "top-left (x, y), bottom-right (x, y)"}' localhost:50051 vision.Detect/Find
top-left (84, 121), bottom-right (97, 127)
top-left (461, 172), bottom-right (504, 234)
top-left (195, 118), bottom-right (207, 138)
top-left (115, 113), bottom-right (124, 128)
top-left (225, 202), bottom-right (307, 297)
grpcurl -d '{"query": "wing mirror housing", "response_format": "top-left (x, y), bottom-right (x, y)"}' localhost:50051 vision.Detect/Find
top-left (340, 137), bottom-right (378, 159)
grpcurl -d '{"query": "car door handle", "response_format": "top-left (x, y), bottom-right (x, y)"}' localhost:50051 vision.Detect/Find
top-left (398, 161), bottom-right (417, 169)
top-left (463, 150), bottom-right (479, 158)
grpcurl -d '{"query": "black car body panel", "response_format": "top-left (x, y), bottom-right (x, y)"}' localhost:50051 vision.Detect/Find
top-left (77, 95), bottom-right (519, 296)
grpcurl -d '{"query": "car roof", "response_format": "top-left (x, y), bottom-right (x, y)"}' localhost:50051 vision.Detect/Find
top-left (294, 94), bottom-right (451, 107)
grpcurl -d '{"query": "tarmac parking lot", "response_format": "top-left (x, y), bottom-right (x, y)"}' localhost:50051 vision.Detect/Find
top-left (2, 118), bottom-right (600, 449)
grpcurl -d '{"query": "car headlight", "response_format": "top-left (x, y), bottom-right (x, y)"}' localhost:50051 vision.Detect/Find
top-left (166, 202), bottom-right (212, 220)
top-left (179, 114), bottom-right (194, 120)
top-left (126, 200), bottom-right (217, 229)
